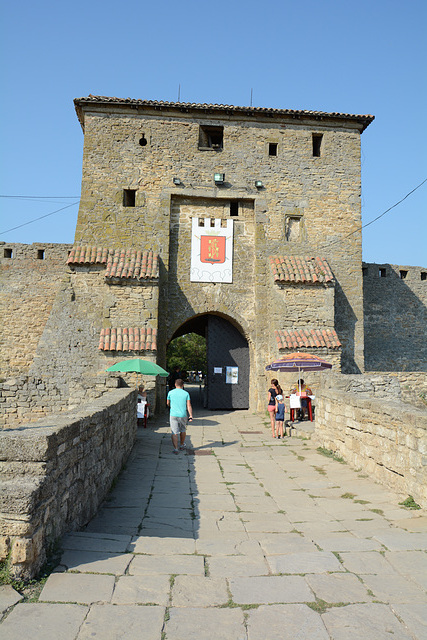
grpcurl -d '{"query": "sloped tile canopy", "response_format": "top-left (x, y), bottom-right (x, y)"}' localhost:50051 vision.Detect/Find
top-left (67, 246), bottom-right (159, 280)
top-left (270, 256), bottom-right (334, 284)
top-left (99, 327), bottom-right (157, 351)
top-left (275, 328), bottom-right (341, 350)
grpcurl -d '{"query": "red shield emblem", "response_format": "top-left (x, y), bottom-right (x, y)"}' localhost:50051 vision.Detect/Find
top-left (200, 236), bottom-right (226, 264)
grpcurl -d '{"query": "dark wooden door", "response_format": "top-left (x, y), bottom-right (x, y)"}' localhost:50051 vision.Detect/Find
top-left (206, 316), bottom-right (249, 409)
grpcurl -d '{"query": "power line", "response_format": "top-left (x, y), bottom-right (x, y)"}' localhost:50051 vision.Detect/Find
top-left (0, 195), bottom-right (80, 199)
top-left (319, 177), bottom-right (427, 253)
top-left (0, 201), bottom-right (80, 235)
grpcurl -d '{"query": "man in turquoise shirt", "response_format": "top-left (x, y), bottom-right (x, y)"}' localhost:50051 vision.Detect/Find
top-left (167, 379), bottom-right (193, 454)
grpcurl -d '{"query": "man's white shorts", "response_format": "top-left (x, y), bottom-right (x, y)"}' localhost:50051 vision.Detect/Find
top-left (170, 416), bottom-right (187, 434)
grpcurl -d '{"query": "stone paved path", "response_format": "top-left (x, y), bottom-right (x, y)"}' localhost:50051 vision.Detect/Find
top-left (1, 392), bottom-right (427, 639)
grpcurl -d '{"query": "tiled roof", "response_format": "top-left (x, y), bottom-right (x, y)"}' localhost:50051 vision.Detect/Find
top-left (269, 256), bottom-right (334, 284)
top-left (99, 327), bottom-right (157, 351)
top-left (67, 246), bottom-right (159, 280)
top-left (275, 328), bottom-right (341, 350)
top-left (74, 96), bottom-right (374, 132)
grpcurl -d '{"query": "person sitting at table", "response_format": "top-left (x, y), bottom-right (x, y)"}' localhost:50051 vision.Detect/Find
top-left (137, 385), bottom-right (148, 426)
top-left (289, 379), bottom-right (312, 420)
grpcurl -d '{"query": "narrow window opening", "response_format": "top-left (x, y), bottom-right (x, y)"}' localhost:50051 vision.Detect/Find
top-left (312, 133), bottom-right (323, 157)
top-left (421, 272), bottom-right (427, 281)
top-left (379, 268), bottom-right (386, 278)
top-left (4, 248), bottom-right (13, 258)
top-left (139, 134), bottom-right (147, 147)
top-left (37, 249), bottom-right (45, 260)
top-left (199, 125), bottom-right (223, 150)
top-left (230, 201), bottom-right (239, 216)
top-left (399, 270), bottom-right (408, 279)
top-left (123, 189), bottom-right (136, 207)
top-left (269, 143), bottom-right (278, 156)
top-left (362, 267), bottom-right (368, 277)
top-left (210, 219), bottom-right (215, 227)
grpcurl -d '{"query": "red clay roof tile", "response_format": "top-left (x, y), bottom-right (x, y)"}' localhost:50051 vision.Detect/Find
top-left (275, 328), bottom-right (341, 350)
top-left (269, 256), bottom-right (334, 284)
top-left (67, 246), bottom-right (159, 280)
top-left (99, 327), bottom-right (157, 352)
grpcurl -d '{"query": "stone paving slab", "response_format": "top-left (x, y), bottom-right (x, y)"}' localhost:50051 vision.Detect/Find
top-left (246, 604), bottom-right (330, 640)
top-left (339, 551), bottom-right (396, 574)
top-left (256, 532), bottom-right (319, 555)
top-left (373, 530), bottom-right (427, 551)
top-left (165, 607), bottom-right (246, 640)
top-left (305, 572), bottom-right (373, 604)
top-left (360, 572), bottom-right (427, 604)
top-left (77, 603), bottom-right (165, 640)
top-left (129, 554), bottom-right (205, 575)
top-left (39, 573), bottom-right (115, 604)
top-left (321, 602), bottom-right (414, 639)
top-left (311, 533), bottom-right (383, 552)
top-left (207, 555), bottom-right (270, 577)
top-left (0, 603), bottom-right (88, 640)
top-left (61, 532), bottom-right (132, 553)
top-left (390, 603), bottom-right (427, 640)
top-left (130, 535), bottom-right (196, 555)
top-left (229, 575), bottom-right (314, 604)
top-left (171, 575), bottom-right (229, 607)
top-left (111, 574), bottom-right (170, 605)
top-left (195, 537), bottom-right (258, 556)
top-left (59, 550), bottom-right (133, 575)
top-left (0, 586), bottom-right (22, 615)
top-left (266, 551), bottom-right (342, 574)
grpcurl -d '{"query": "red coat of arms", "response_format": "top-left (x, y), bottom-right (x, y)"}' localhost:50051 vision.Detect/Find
top-left (200, 235), bottom-right (226, 264)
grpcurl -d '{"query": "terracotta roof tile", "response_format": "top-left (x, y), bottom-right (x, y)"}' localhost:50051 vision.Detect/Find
top-left (275, 328), bottom-right (341, 350)
top-left (269, 256), bottom-right (334, 284)
top-left (99, 327), bottom-right (157, 351)
top-left (67, 246), bottom-right (159, 280)
top-left (74, 96), bottom-right (374, 132)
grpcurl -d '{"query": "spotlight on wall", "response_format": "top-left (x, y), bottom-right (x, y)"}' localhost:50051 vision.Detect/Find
top-left (214, 173), bottom-right (225, 185)
top-left (173, 178), bottom-right (182, 185)
top-left (255, 180), bottom-right (263, 189)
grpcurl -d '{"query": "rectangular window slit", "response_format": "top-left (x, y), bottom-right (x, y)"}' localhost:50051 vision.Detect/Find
top-left (123, 189), bottom-right (136, 207)
top-left (230, 201), bottom-right (239, 216)
top-left (379, 268), bottom-right (386, 278)
top-left (4, 248), bottom-right (13, 258)
top-left (269, 143), bottom-right (278, 156)
top-left (198, 125), bottom-right (223, 150)
top-left (312, 133), bottom-right (323, 157)
top-left (421, 272), bottom-right (427, 281)
top-left (399, 270), bottom-right (408, 279)
top-left (37, 249), bottom-right (45, 260)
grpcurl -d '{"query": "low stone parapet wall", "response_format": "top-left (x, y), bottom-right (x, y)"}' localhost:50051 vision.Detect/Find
top-left (0, 387), bottom-right (137, 579)
top-left (313, 387), bottom-right (427, 508)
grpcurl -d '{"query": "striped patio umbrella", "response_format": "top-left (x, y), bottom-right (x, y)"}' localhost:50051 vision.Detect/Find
top-left (266, 352), bottom-right (333, 373)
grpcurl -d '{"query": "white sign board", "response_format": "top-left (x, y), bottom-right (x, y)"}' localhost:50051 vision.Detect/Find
top-left (226, 366), bottom-right (238, 384)
top-left (190, 218), bottom-right (233, 283)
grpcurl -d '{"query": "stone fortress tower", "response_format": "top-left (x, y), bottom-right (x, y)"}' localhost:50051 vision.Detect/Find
top-left (70, 96), bottom-right (373, 410)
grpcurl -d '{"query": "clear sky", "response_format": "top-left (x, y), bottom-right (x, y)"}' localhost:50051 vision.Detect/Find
top-left (1, 0), bottom-right (426, 267)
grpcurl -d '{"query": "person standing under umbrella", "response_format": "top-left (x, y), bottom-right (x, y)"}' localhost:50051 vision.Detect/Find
top-left (290, 378), bottom-right (312, 420)
top-left (167, 379), bottom-right (193, 454)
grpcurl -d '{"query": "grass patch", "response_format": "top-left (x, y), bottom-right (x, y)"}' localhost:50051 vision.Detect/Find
top-left (354, 499), bottom-right (370, 504)
top-left (332, 551), bottom-right (343, 563)
top-left (369, 508), bottom-right (384, 516)
top-left (356, 518), bottom-right (373, 521)
top-left (313, 466), bottom-right (327, 476)
top-left (341, 493), bottom-right (356, 500)
top-left (399, 496), bottom-right (421, 510)
top-left (317, 447), bottom-right (345, 464)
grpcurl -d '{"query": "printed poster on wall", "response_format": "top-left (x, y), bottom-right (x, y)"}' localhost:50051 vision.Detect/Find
top-left (226, 366), bottom-right (238, 384)
top-left (190, 218), bottom-right (233, 283)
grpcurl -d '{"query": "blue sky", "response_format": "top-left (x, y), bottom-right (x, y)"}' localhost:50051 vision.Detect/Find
top-left (1, 0), bottom-right (426, 266)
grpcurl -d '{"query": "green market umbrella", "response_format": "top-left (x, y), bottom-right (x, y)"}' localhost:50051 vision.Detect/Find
top-left (106, 358), bottom-right (169, 377)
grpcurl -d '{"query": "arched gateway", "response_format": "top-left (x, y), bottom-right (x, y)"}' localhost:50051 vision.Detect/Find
top-left (170, 314), bottom-right (250, 410)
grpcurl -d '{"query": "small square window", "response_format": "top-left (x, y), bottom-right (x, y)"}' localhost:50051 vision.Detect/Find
top-left (199, 125), bottom-right (223, 150)
top-left (312, 133), bottom-right (323, 157)
top-left (399, 270), bottom-right (408, 279)
top-left (123, 189), bottom-right (136, 207)
top-left (379, 268), bottom-right (386, 278)
top-left (37, 249), bottom-right (45, 260)
top-left (4, 248), bottom-right (13, 258)
top-left (269, 143), bottom-right (278, 156)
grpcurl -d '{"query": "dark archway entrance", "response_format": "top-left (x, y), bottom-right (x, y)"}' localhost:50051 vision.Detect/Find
top-left (169, 314), bottom-right (249, 410)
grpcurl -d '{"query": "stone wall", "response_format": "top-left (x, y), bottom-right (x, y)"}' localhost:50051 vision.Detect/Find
top-left (0, 243), bottom-right (72, 377)
top-left (363, 262), bottom-right (427, 371)
top-left (313, 376), bottom-right (427, 508)
top-left (0, 388), bottom-right (136, 579)
top-left (0, 373), bottom-right (121, 429)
